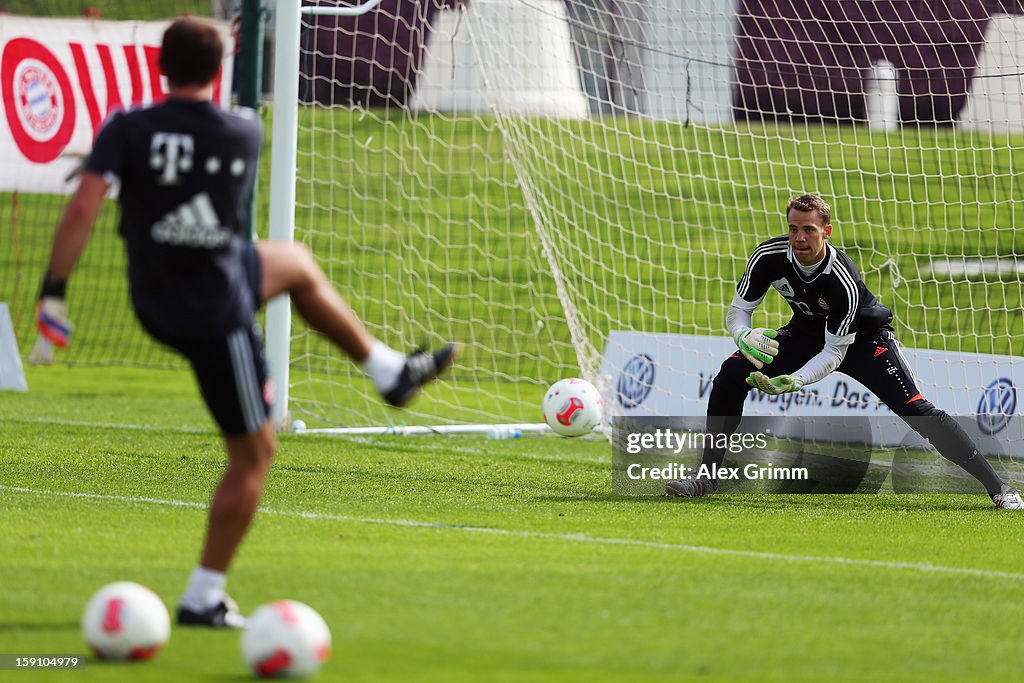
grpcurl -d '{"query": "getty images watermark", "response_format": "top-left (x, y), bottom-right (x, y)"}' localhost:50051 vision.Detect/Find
top-left (613, 415), bottom-right (1016, 495)
top-left (621, 427), bottom-right (809, 484)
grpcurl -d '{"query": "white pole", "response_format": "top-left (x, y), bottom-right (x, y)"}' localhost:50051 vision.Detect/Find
top-left (298, 423), bottom-right (552, 437)
top-left (302, 0), bottom-right (384, 17)
top-left (866, 60), bottom-right (899, 131)
top-left (265, 0), bottom-right (302, 430)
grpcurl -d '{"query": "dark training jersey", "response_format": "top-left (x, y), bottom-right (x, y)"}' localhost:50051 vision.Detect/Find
top-left (735, 236), bottom-right (892, 340)
top-left (84, 99), bottom-right (262, 338)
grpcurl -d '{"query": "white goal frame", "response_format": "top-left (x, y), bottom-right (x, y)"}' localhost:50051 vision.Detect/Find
top-left (265, 0), bottom-right (552, 437)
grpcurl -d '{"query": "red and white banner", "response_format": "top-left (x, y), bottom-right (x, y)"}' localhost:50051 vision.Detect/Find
top-left (0, 16), bottom-right (234, 194)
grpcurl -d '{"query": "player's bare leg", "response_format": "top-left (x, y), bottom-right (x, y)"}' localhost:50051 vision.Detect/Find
top-left (255, 241), bottom-right (456, 406)
top-left (203, 422), bottom-right (276, 571)
top-left (179, 422), bottom-right (275, 628)
top-left (257, 241), bottom-right (374, 361)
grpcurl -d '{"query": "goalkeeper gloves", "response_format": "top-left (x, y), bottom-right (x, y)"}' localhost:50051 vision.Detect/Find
top-left (734, 327), bottom-right (779, 369)
top-left (37, 297), bottom-right (72, 348)
top-left (36, 273), bottom-right (72, 349)
top-left (746, 371), bottom-right (804, 395)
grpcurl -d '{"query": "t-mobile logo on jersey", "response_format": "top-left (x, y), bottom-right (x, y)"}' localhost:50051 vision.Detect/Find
top-left (150, 132), bottom-right (195, 185)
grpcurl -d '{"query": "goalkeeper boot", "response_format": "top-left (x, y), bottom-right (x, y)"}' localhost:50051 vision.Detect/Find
top-left (383, 343), bottom-right (458, 408)
top-left (992, 485), bottom-right (1024, 510)
top-left (177, 595), bottom-right (246, 629)
top-left (665, 476), bottom-right (718, 498)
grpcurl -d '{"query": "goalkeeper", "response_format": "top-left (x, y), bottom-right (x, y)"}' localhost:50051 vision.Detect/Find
top-left (665, 194), bottom-right (1021, 509)
top-left (35, 19), bottom-right (456, 629)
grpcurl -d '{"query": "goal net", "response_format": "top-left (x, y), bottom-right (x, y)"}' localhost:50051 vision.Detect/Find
top-left (282, 0), bottom-right (1024, 440)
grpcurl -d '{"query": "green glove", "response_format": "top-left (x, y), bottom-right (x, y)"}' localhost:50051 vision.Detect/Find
top-left (734, 328), bottom-right (779, 369)
top-left (746, 371), bottom-right (804, 395)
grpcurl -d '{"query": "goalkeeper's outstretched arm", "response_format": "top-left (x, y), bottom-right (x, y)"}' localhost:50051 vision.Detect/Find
top-left (791, 334), bottom-right (852, 386)
top-left (747, 333), bottom-right (852, 396)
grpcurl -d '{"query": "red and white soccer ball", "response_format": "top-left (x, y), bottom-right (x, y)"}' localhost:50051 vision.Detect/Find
top-left (543, 378), bottom-right (604, 437)
top-left (242, 600), bottom-right (332, 679)
top-left (81, 581), bottom-right (170, 661)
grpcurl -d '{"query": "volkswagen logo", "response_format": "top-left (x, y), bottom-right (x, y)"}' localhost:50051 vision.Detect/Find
top-left (617, 353), bottom-right (655, 408)
top-left (977, 378), bottom-right (1017, 435)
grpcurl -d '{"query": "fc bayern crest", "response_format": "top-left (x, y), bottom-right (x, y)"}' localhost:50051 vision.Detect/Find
top-left (15, 59), bottom-right (62, 141)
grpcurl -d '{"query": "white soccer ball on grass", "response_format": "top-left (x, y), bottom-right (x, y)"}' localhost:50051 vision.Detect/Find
top-left (542, 377), bottom-right (604, 437)
top-left (242, 600), bottom-right (332, 679)
top-left (81, 581), bottom-right (170, 660)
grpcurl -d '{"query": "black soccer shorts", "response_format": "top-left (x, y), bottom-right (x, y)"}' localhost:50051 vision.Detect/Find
top-left (135, 242), bottom-right (269, 436)
top-left (171, 324), bottom-right (271, 436)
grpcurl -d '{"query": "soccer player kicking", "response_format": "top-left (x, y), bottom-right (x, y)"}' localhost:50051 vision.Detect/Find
top-left (35, 18), bottom-right (457, 628)
top-left (665, 194), bottom-right (1022, 509)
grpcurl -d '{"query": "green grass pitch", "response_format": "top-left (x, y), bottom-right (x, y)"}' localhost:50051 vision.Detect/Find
top-left (3, 366), bottom-right (1024, 682)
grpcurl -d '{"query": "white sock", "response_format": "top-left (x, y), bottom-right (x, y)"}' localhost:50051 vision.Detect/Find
top-left (364, 341), bottom-right (405, 393)
top-left (180, 566), bottom-right (227, 610)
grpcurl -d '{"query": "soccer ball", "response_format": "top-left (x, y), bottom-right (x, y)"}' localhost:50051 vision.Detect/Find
top-left (81, 581), bottom-right (170, 660)
top-left (242, 600), bottom-right (331, 679)
top-left (543, 378), bottom-right (603, 437)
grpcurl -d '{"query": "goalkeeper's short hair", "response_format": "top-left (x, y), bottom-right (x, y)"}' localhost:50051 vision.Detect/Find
top-left (787, 194), bottom-right (831, 226)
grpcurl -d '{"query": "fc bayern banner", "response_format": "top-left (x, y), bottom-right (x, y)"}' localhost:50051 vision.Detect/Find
top-left (0, 16), bottom-right (234, 195)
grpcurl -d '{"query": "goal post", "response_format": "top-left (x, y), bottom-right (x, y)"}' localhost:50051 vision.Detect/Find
top-left (265, 0), bottom-right (1024, 447)
top-left (265, 0), bottom-right (301, 430)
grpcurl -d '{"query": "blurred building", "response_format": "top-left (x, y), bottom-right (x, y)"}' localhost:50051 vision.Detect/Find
top-left (564, 0), bottom-right (646, 116)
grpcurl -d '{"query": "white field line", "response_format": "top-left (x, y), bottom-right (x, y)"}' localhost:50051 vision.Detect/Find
top-left (7, 416), bottom-right (211, 433)
top-left (1, 484), bottom-right (1020, 582)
